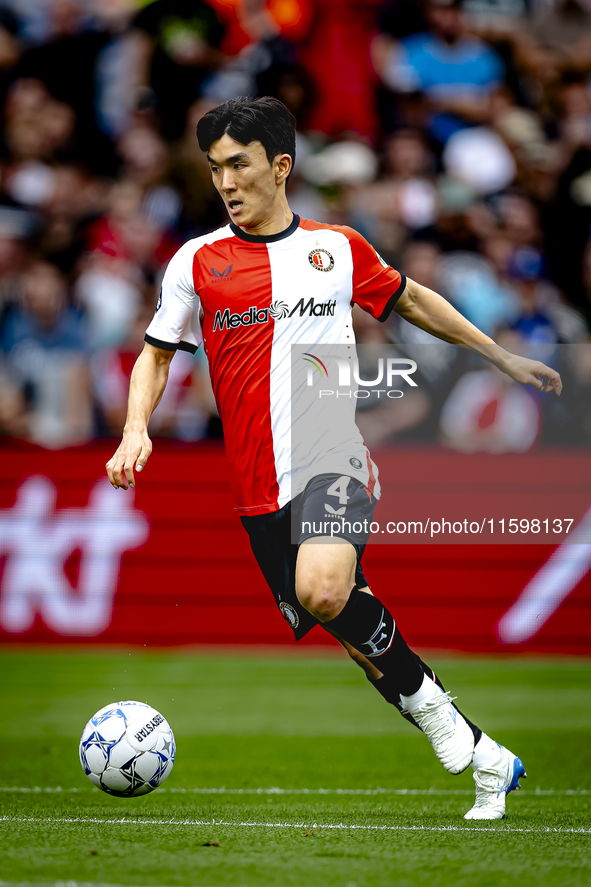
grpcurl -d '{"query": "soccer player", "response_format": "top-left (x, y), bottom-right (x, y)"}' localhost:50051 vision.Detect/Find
top-left (106, 97), bottom-right (562, 820)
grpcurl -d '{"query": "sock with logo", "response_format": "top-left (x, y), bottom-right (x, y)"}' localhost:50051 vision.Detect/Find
top-left (323, 586), bottom-right (424, 695)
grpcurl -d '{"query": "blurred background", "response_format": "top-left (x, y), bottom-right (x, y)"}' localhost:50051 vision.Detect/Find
top-left (0, 0), bottom-right (590, 654)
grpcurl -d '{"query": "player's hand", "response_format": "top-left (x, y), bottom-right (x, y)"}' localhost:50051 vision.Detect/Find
top-left (106, 430), bottom-right (153, 490)
top-left (501, 354), bottom-right (562, 396)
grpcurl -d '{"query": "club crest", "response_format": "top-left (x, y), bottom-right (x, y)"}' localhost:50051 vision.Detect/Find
top-left (308, 249), bottom-right (334, 272)
top-left (279, 601), bottom-right (299, 628)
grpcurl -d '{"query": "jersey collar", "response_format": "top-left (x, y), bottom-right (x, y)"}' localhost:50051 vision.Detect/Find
top-left (230, 213), bottom-right (300, 243)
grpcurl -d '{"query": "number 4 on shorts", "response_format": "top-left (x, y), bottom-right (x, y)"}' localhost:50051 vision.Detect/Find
top-left (326, 476), bottom-right (351, 505)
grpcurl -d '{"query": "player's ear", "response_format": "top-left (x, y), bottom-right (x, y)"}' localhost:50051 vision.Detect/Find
top-left (274, 153), bottom-right (292, 185)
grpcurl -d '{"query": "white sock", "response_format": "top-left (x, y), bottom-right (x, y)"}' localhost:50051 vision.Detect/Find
top-left (471, 733), bottom-right (501, 771)
top-left (400, 673), bottom-right (440, 713)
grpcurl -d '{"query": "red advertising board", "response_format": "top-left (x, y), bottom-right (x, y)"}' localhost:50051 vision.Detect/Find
top-left (0, 441), bottom-right (589, 655)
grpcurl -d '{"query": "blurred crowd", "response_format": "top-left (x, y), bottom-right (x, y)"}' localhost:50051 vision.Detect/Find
top-left (0, 0), bottom-right (590, 452)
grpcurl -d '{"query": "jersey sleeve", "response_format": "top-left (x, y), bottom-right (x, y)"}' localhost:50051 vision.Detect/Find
top-left (145, 240), bottom-right (201, 354)
top-left (348, 229), bottom-right (406, 322)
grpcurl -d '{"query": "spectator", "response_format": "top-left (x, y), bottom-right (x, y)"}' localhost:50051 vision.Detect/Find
top-left (352, 129), bottom-right (438, 259)
top-left (117, 125), bottom-right (183, 231)
top-left (0, 4), bottom-right (21, 110)
top-left (526, 0), bottom-right (591, 71)
top-left (131, 0), bottom-right (226, 140)
top-left (300, 140), bottom-right (379, 227)
top-left (2, 79), bottom-right (84, 219)
top-left (36, 162), bottom-right (106, 274)
top-left (85, 178), bottom-right (177, 284)
top-left (15, 0), bottom-right (121, 173)
top-left (376, 0), bottom-right (505, 143)
top-left (298, 0), bottom-right (382, 140)
top-left (0, 214), bottom-right (28, 312)
top-left (92, 0), bottom-right (146, 140)
top-left (168, 98), bottom-right (228, 237)
top-left (75, 250), bottom-right (142, 353)
top-left (502, 245), bottom-right (587, 345)
top-left (0, 258), bottom-right (92, 446)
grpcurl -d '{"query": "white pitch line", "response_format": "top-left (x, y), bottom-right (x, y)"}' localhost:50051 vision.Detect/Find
top-left (0, 815), bottom-right (589, 836)
top-left (0, 786), bottom-right (588, 796)
top-left (0, 883), bottom-right (227, 887)
top-left (0, 883), bottom-right (225, 887)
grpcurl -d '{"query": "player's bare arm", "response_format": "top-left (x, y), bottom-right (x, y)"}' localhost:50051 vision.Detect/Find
top-left (395, 277), bottom-right (563, 396)
top-left (106, 343), bottom-right (174, 490)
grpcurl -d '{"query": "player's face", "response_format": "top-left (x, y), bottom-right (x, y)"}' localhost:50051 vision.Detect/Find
top-left (207, 134), bottom-right (289, 230)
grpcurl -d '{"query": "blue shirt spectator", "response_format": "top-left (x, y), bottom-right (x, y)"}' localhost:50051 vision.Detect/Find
top-left (394, 31), bottom-right (503, 101)
top-left (382, 0), bottom-right (504, 142)
top-left (1, 262), bottom-right (87, 357)
top-left (0, 260), bottom-right (91, 446)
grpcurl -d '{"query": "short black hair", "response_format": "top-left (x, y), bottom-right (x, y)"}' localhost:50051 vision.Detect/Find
top-left (196, 96), bottom-right (296, 172)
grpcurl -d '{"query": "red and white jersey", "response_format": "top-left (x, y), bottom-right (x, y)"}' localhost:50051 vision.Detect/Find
top-left (145, 214), bottom-right (406, 515)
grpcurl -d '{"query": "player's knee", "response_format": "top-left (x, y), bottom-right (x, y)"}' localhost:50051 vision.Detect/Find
top-left (296, 576), bottom-right (350, 622)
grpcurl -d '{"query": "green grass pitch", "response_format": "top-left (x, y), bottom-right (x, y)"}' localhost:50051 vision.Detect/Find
top-left (0, 648), bottom-right (590, 887)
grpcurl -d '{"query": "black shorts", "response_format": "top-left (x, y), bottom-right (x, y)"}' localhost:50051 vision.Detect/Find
top-left (240, 473), bottom-right (377, 641)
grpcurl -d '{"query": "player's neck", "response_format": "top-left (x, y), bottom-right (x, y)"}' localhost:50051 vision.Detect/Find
top-left (236, 199), bottom-right (293, 238)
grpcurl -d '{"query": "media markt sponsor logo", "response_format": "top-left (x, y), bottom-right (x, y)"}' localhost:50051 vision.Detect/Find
top-left (289, 297), bottom-right (336, 317)
top-left (213, 305), bottom-right (270, 331)
top-left (269, 300), bottom-right (289, 319)
top-left (213, 298), bottom-right (337, 331)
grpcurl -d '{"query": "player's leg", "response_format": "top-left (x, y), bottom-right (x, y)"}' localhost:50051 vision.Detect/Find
top-left (335, 617), bottom-right (480, 738)
top-left (239, 493), bottom-right (447, 728)
top-left (350, 593), bottom-right (483, 739)
top-left (239, 504), bottom-right (319, 643)
top-left (240, 499), bottom-right (441, 732)
top-left (292, 474), bottom-right (530, 810)
top-left (320, 576), bottom-right (525, 817)
top-left (326, 588), bottom-right (432, 732)
top-left (241, 489), bottom-right (523, 817)
top-left (295, 537), bottom-right (475, 775)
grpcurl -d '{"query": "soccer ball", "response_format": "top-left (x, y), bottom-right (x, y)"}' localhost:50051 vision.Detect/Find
top-left (79, 700), bottom-right (175, 797)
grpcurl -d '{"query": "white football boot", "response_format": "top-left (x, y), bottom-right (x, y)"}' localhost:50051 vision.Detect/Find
top-left (464, 743), bottom-right (527, 820)
top-left (404, 686), bottom-right (475, 775)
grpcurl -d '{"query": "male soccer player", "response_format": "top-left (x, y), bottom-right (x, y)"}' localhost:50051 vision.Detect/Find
top-left (106, 97), bottom-right (562, 820)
